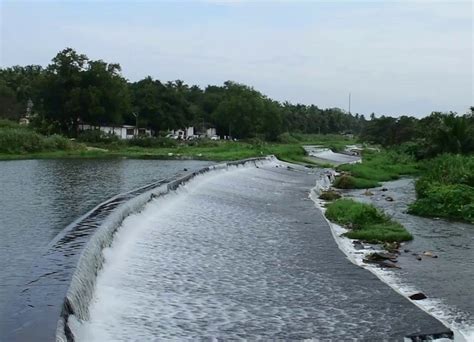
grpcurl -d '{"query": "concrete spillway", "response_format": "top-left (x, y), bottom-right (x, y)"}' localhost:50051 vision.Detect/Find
top-left (69, 159), bottom-right (446, 341)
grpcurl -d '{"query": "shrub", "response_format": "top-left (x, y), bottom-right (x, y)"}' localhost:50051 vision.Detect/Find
top-left (0, 127), bottom-right (43, 153)
top-left (277, 132), bottom-right (300, 144)
top-left (333, 175), bottom-right (380, 189)
top-left (0, 119), bottom-right (21, 129)
top-left (409, 184), bottom-right (474, 223)
top-left (318, 190), bottom-right (341, 201)
top-left (43, 134), bottom-right (72, 151)
top-left (128, 136), bottom-right (178, 148)
top-left (77, 130), bottom-right (120, 144)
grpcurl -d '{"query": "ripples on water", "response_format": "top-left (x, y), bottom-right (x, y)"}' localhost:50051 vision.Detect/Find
top-left (72, 164), bottom-right (446, 341)
top-left (0, 159), bottom-right (213, 331)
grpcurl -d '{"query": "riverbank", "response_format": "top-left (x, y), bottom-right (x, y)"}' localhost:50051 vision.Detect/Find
top-left (338, 178), bottom-right (474, 341)
top-left (0, 126), bottom-right (355, 165)
top-left (332, 149), bottom-right (474, 224)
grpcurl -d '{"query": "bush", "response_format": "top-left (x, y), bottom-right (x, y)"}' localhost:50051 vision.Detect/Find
top-left (43, 134), bottom-right (73, 151)
top-left (276, 132), bottom-right (300, 144)
top-left (128, 136), bottom-right (178, 148)
top-left (0, 127), bottom-right (44, 153)
top-left (409, 184), bottom-right (474, 223)
top-left (333, 175), bottom-right (380, 189)
top-left (77, 130), bottom-right (120, 144)
top-left (409, 154), bottom-right (474, 223)
top-left (186, 138), bottom-right (219, 148)
top-left (318, 190), bottom-right (341, 201)
top-left (0, 119), bottom-right (21, 129)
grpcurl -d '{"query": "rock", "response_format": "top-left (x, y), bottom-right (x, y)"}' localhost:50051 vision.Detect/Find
top-left (409, 292), bottom-right (427, 300)
top-left (405, 329), bottom-right (453, 341)
top-left (423, 251), bottom-right (438, 258)
top-left (364, 255), bottom-right (401, 268)
top-left (363, 189), bottom-right (374, 196)
top-left (353, 240), bottom-right (365, 250)
top-left (383, 241), bottom-right (401, 253)
top-left (379, 260), bottom-right (401, 269)
top-left (364, 252), bottom-right (398, 263)
top-left (381, 187), bottom-right (388, 192)
top-left (416, 255), bottom-right (422, 261)
top-left (385, 196), bottom-right (394, 202)
top-left (183, 168), bottom-right (188, 171)
top-left (404, 249), bottom-right (410, 253)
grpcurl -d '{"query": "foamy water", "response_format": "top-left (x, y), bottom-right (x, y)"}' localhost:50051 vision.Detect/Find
top-left (71, 161), bottom-right (447, 341)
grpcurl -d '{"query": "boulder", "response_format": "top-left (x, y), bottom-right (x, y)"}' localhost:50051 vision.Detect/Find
top-left (385, 196), bottom-right (394, 202)
top-left (381, 187), bottom-right (388, 192)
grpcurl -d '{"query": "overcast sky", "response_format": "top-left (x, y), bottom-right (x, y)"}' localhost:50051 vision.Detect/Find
top-left (1, 0), bottom-right (472, 117)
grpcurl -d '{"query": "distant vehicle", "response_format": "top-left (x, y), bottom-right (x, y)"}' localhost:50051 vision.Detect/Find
top-left (210, 135), bottom-right (220, 140)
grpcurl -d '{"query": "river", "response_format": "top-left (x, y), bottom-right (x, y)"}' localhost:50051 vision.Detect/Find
top-left (0, 158), bottom-right (213, 338)
top-left (343, 178), bottom-right (474, 340)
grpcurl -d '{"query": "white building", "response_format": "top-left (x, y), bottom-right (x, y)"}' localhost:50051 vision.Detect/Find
top-left (167, 126), bottom-right (218, 140)
top-left (78, 124), bottom-right (152, 139)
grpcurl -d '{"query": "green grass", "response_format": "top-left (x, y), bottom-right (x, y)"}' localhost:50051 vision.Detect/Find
top-left (325, 199), bottom-right (413, 243)
top-left (333, 149), bottom-right (419, 189)
top-left (345, 223), bottom-right (413, 243)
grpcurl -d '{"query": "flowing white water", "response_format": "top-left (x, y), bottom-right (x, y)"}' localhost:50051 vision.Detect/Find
top-left (70, 160), bottom-right (448, 341)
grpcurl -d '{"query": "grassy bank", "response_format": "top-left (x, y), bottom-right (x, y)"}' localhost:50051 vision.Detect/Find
top-left (333, 149), bottom-right (419, 189)
top-left (408, 154), bottom-right (474, 223)
top-left (325, 199), bottom-right (413, 243)
top-left (0, 124), bottom-right (355, 164)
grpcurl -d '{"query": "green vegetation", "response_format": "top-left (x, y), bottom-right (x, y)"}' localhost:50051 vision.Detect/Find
top-left (0, 121), bottom-right (82, 154)
top-left (408, 154), bottom-right (474, 223)
top-left (325, 199), bottom-right (413, 243)
top-left (0, 48), bottom-right (365, 140)
top-left (332, 149), bottom-right (419, 190)
top-left (333, 175), bottom-right (381, 189)
top-left (318, 190), bottom-right (341, 201)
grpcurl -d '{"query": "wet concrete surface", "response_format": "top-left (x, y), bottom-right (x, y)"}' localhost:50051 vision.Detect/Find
top-left (74, 163), bottom-right (448, 341)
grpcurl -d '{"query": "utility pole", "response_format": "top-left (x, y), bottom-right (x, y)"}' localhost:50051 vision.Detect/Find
top-left (348, 92), bottom-right (351, 115)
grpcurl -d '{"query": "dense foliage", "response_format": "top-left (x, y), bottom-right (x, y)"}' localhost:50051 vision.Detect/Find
top-left (409, 154), bottom-right (474, 223)
top-left (0, 48), bottom-right (364, 139)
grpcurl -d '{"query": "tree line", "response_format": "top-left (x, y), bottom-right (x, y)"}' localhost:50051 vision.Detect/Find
top-left (0, 48), bottom-right (365, 140)
top-left (0, 47), bottom-right (472, 147)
